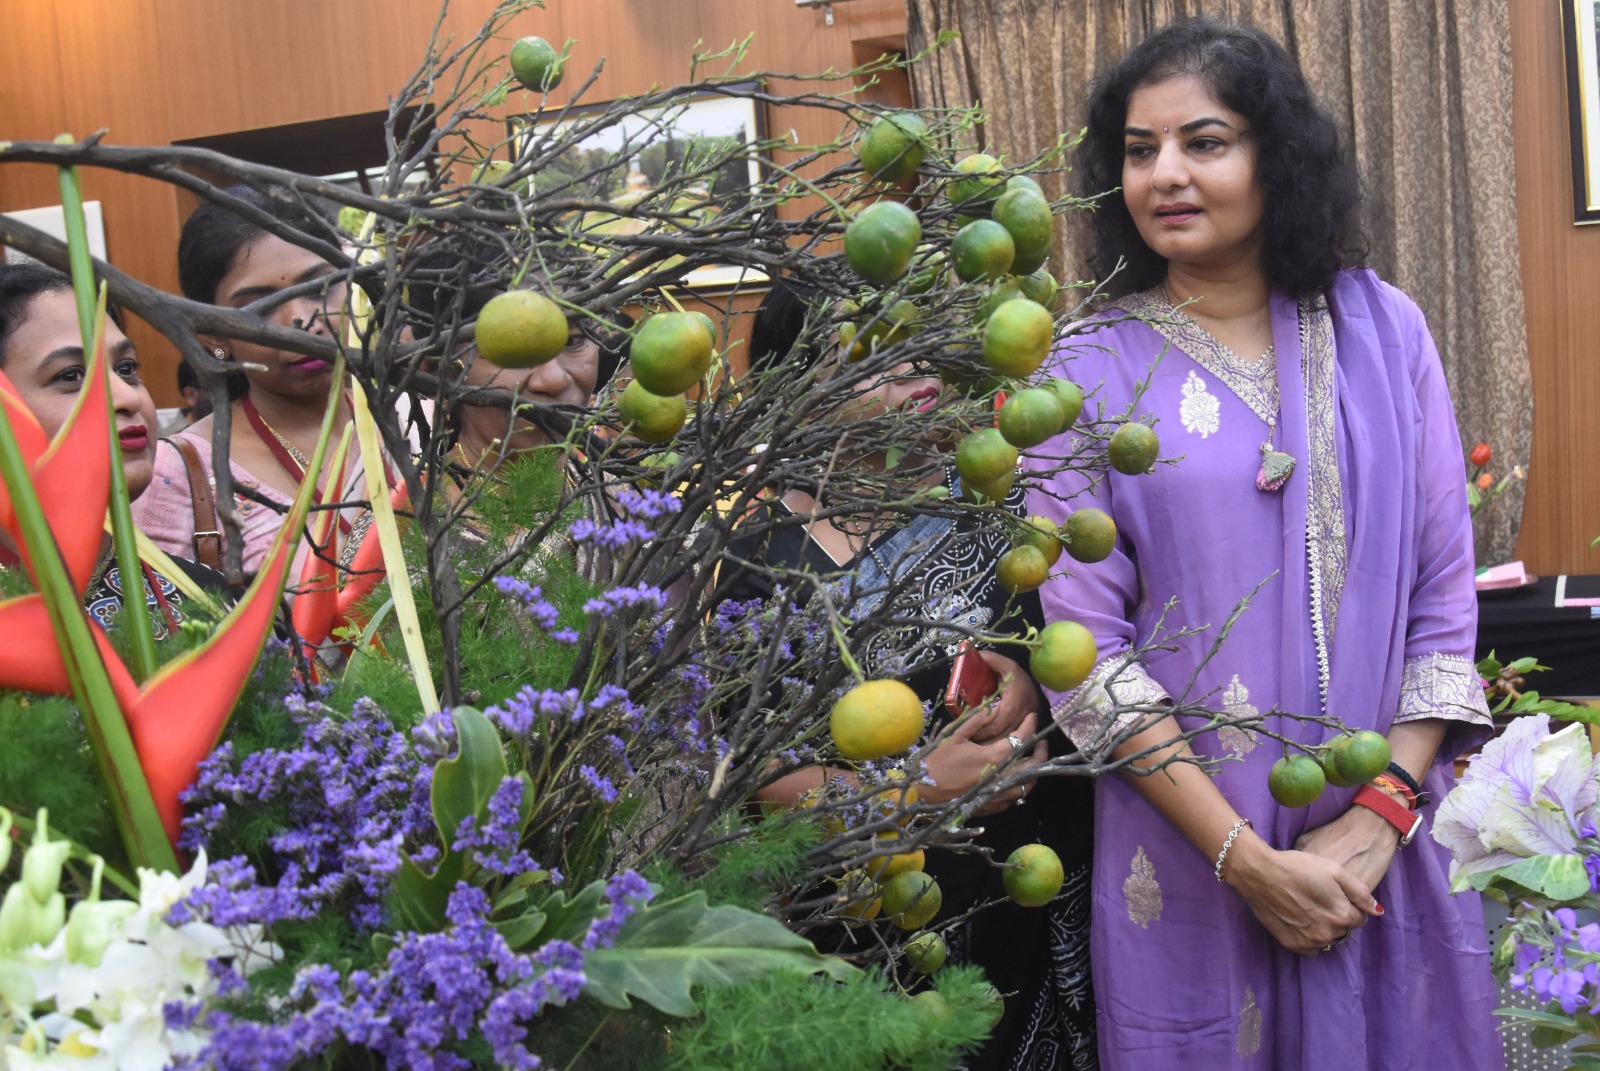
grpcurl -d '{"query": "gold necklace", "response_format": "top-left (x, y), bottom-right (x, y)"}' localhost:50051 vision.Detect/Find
top-left (253, 408), bottom-right (311, 469)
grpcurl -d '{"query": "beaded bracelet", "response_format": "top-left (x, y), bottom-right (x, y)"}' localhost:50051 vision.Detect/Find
top-left (1214, 818), bottom-right (1252, 883)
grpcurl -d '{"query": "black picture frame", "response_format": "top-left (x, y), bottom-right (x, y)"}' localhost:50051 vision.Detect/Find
top-left (1560, 0), bottom-right (1600, 224)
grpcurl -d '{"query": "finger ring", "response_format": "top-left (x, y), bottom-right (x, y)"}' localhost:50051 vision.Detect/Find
top-left (1321, 944), bottom-right (1333, 953)
top-left (1007, 735), bottom-right (1025, 753)
top-left (1015, 795), bottom-right (1027, 807)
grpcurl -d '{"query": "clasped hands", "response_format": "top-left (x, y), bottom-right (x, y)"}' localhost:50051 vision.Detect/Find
top-left (918, 650), bottom-right (1047, 817)
top-left (1225, 806), bottom-right (1398, 955)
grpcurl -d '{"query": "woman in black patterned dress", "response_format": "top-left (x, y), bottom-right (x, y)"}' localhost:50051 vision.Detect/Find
top-left (721, 281), bottom-right (1098, 1071)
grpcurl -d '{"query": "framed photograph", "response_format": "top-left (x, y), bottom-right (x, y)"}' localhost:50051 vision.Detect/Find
top-left (1561, 0), bottom-right (1600, 224)
top-left (510, 84), bottom-right (770, 288)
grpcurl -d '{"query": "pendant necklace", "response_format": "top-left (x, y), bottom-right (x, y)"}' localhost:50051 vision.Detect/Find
top-left (1161, 282), bottom-right (1295, 493)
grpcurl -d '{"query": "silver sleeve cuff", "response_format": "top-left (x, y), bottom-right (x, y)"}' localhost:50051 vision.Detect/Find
top-left (1394, 651), bottom-right (1492, 726)
top-left (1050, 654), bottom-right (1171, 752)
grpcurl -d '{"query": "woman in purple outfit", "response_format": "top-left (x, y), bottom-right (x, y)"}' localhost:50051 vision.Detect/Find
top-left (1025, 18), bottom-right (1502, 1069)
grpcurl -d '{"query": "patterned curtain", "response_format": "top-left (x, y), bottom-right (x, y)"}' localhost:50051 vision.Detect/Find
top-left (907, 0), bottom-right (1529, 565)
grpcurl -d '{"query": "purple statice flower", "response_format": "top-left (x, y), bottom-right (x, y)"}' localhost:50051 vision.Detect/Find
top-left (569, 516), bottom-right (655, 550)
top-left (489, 684), bottom-right (641, 738)
top-left (176, 695), bottom-right (428, 932)
top-left (582, 584), bottom-right (668, 619)
top-left (578, 765), bottom-right (618, 804)
top-left (451, 777), bottom-right (540, 876)
top-left (613, 487), bottom-right (681, 521)
top-left (582, 870), bottom-right (653, 951)
top-left (494, 577), bottom-right (564, 631)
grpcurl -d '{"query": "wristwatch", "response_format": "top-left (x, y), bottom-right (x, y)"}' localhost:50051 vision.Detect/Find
top-left (1353, 784), bottom-right (1424, 846)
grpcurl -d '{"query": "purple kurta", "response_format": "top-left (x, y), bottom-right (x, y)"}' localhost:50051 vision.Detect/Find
top-left (1025, 270), bottom-right (1502, 1070)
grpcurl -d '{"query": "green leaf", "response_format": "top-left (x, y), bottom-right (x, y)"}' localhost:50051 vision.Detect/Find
top-left (494, 908), bottom-right (548, 950)
top-left (431, 706), bottom-right (508, 842)
top-left (582, 891), bottom-right (858, 1016)
top-left (1567, 1056), bottom-right (1600, 1071)
top-left (536, 880), bottom-right (608, 945)
top-left (1507, 657), bottom-right (1546, 674)
top-left (1532, 1024), bottom-right (1579, 1048)
top-left (1464, 854), bottom-right (1591, 900)
top-left (392, 849), bottom-right (464, 933)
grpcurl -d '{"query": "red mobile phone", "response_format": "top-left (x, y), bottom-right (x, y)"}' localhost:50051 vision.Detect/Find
top-left (945, 640), bottom-right (1000, 716)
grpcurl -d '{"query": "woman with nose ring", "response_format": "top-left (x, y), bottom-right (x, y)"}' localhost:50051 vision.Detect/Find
top-left (133, 186), bottom-right (391, 580)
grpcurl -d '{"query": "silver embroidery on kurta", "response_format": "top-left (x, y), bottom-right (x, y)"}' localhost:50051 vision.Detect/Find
top-left (1218, 674), bottom-right (1260, 756)
top-left (1050, 654), bottom-right (1170, 752)
top-left (1397, 651), bottom-right (1493, 726)
top-left (1124, 846), bottom-right (1162, 928)
top-left (1300, 299), bottom-right (1348, 710)
top-left (1238, 986), bottom-right (1263, 1056)
top-left (1121, 290), bottom-right (1280, 422)
top-left (1179, 370), bottom-right (1221, 438)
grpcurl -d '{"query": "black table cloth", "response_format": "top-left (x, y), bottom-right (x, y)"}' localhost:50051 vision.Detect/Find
top-left (1475, 575), bottom-right (1600, 698)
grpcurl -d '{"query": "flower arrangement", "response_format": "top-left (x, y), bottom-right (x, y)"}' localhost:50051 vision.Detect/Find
top-left (1465, 441), bottom-right (1525, 519)
top-left (1434, 714), bottom-right (1600, 1060)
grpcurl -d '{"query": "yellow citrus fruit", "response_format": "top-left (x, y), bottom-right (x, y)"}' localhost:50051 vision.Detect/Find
top-left (865, 832), bottom-right (927, 881)
top-left (1063, 507), bottom-right (1117, 564)
top-left (976, 280), bottom-right (1025, 325)
top-left (1268, 754), bottom-right (1327, 808)
top-left (992, 187), bottom-right (1054, 277)
top-left (858, 111), bottom-right (929, 184)
top-left (618, 380), bottom-right (687, 443)
top-left (1003, 843), bottom-right (1065, 907)
top-left (835, 870), bottom-right (883, 920)
top-left (881, 870), bottom-right (943, 930)
top-left (689, 310), bottom-right (718, 346)
top-left (998, 387), bottom-right (1066, 449)
top-left (1017, 266), bottom-right (1060, 310)
top-left (947, 153), bottom-right (1005, 211)
top-left (955, 428), bottom-right (1019, 490)
top-left (951, 219), bottom-right (1016, 283)
top-left (830, 679), bottom-right (926, 761)
top-left (1330, 730), bottom-right (1393, 784)
top-left (1107, 422), bottom-right (1160, 475)
top-left (1015, 515), bottom-right (1063, 567)
top-left (630, 312), bottom-right (713, 395)
top-left (996, 545), bottom-right (1051, 595)
top-left (845, 201), bottom-right (922, 285)
top-left (904, 930), bottom-right (948, 974)
top-left (982, 298), bottom-right (1054, 379)
top-left (510, 36), bottom-right (564, 91)
top-left (1042, 378), bottom-right (1083, 431)
top-left (636, 449), bottom-right (683, 490)
top-left (1032, 620), bottom-right (1096, 692)
top-left (474, 290), bottom-right (569, 369)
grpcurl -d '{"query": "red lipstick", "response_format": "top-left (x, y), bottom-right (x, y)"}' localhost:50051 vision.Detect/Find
top-left (118, 424), bottom-right (149, 452)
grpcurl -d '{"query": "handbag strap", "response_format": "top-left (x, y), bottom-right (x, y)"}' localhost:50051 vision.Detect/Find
top-left (166, 437), bottom-right (222, 571)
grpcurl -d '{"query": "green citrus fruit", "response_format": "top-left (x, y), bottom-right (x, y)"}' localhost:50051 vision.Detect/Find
top-left (905, 252), bottom-right (946, 295)
top-left (997, 545), bottom-right (1051, 595)
top-left (947, 153), bottom-right (1005, 211)
top-left (951, 219), bottom-right (1016, 283)
top-left (964, 470), bottom-right (1016, 504)
top-left (972, 984), bottom-right (1005, 1029)
top-left (1268, 754), bottom-right (1327, 808)
top-left (998, 387), bottom-right (1066, 448)
top-left (955, 427), bottom-right (1019, 490)
top-left (1003, 843), bottom-right (1065, 907)
top-left (474, 290), bottom-right (569, 369)
top-left (1330, 730), bottom-right (1393, 784)
top-left (1319, 751), bottom-right (1360, 789)
top-left (992, 187), bottom-right (1054, 277)
top-left (637, 449), bottom-right (684, 489)
top-left (858, 112), bottom-right (930, 184)
top-left (835, 870), bottom-right (882, 920)
top-left (689, 310), bottom-right (717, 346)
top-left (1107, 422), bottom-right (1159, 475)
top-left (1031, 620), bottom-right (1096, 692)
top-left (1006, 174), bottom-right (1045, 197)
top-left (881, 870), bottom-right (942, 930)
top-left (1015, 515), bottom-right (1063, 567)
top-left (1063, 507), bottom-right (1117, 564)
top-left (630, 312), bottom-right (714, 395)
top-left (977, 280), bottom-right (1025, 325)
top-left (830, 679), bottom-right (926, 761)
top-left (1042, 378), bottom-right (1083, 431)
top-left (510, 36), bottom-right (564, 91)
top-left (912, 989), bottom-right (955, 1026)
top-left (1017, 266), bottom-right (1060, 310)
top-left (982, 298), bottom-right (1053, 378)
top-left (618, 380), bottom-right (687, 443)
top-left (904, 931), bottom-right (948, 974)
top-left (845, 201), bottom-right (922, 284)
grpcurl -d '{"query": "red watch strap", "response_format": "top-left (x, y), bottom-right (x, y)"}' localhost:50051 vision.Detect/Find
top-left (1353, 784), bottom-right (1422, 845)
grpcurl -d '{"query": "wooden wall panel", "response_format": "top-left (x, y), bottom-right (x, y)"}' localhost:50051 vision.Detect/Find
top-left (1510, 0), bottom-right (1600, 575)
top-left (0, 0), bottom-right (903, 406)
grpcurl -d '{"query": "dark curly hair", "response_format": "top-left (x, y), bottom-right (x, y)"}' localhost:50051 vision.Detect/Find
top-left (1077, 16), bottom-right (1365, 298)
